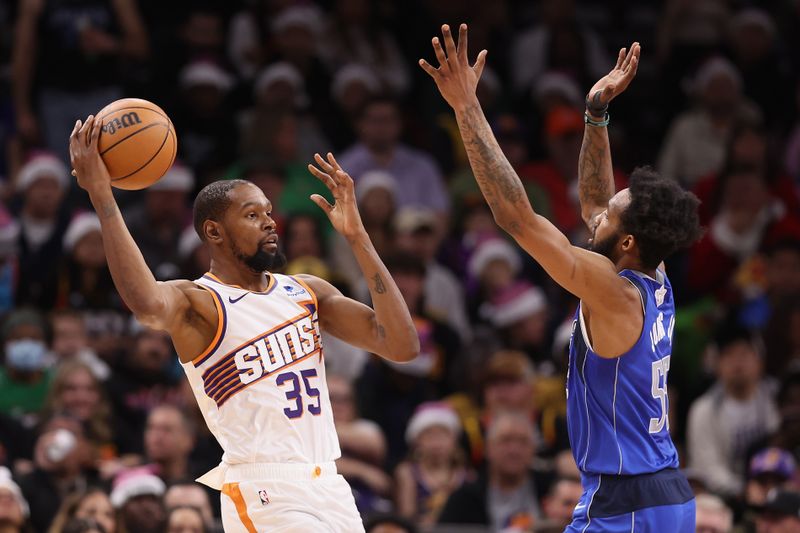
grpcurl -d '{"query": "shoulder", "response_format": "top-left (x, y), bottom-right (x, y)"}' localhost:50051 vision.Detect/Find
top-left (293, 274), bottom-right (339, 299)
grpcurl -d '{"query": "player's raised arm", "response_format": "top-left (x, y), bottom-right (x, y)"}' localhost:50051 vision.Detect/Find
top-left (69, 117), bottom-right (205, 337)
top-left (420, 25), bottom-right (634, 309)
top-left (578, 43), bottom-right (640, 229)
top-left (303, 153), bottom-right (419, 363)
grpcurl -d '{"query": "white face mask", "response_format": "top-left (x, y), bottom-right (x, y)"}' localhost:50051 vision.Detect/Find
top-left (5, 339), bottom-right (48, 372)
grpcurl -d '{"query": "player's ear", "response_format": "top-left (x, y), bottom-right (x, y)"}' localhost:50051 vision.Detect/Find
top-left (620, 233), bottom-right (635, 252)
top-left (204, 220), bottom-right (223, 243)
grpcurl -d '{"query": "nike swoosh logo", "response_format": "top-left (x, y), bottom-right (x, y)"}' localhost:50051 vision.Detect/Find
top-left (228, 293), bottom-right (248, 304)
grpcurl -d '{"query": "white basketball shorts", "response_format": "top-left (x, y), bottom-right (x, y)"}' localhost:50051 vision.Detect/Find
top-left (219, 462), bottom-right (364, 532)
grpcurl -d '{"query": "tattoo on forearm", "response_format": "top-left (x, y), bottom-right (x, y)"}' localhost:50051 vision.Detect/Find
top-left (578, 126), bottom-right (613, 209)
top-left (99, 201), bottom-right (118, 219)
top-left (377, 324), bottom-right (386, 338)
top-left (458, 104), bottom-right (526, 220)
top-left (372, 273), bottom-right (386, 294)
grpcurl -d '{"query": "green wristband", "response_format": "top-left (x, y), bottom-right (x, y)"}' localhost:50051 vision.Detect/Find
top-left (584, 112), bottom-right (610, 127)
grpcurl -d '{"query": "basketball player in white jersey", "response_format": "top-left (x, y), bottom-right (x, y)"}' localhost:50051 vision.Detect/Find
top-left (68, 116), bottom-right (419, 532)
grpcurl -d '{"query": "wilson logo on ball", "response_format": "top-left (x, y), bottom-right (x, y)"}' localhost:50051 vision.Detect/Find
top-left (101, 112), bottom-right (142, 134)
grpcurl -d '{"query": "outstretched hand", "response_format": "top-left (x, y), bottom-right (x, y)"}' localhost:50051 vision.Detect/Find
top-left (419, 24), bottom-right (487, 111)
top-left (586, 43), bottom-right (640, 116)
top-left (307, 153), bottom-right (366, 239)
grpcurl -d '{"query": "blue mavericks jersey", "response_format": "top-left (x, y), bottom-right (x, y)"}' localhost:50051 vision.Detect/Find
top-left (566, 269), bottom-right (680, 476)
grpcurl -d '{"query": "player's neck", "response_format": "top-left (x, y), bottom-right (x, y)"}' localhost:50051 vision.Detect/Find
top-left (614, 256), bottom-right (656, 278)
top-left (208, 259), bottom-right (272, 292)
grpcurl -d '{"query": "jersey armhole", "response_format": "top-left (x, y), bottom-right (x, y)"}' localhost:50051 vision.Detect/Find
top-left (290, 275), bottom-right (319, 312)
top-left (191, 284), bottom-right (227, 366)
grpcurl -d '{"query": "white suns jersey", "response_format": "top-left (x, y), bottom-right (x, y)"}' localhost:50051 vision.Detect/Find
top-left (181, 272), bottom-right (340, 470)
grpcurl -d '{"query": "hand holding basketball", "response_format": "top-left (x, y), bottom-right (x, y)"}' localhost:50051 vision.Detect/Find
top-left (69, 116), bottom-right (112, 196)
top-left (307, 152), bottom-right (366, 239)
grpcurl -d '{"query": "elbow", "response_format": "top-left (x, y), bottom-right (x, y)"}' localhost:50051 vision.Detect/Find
top-left (130, 300), bottom-right (168, 330)
top-left (390, 337), bottom-right (420, 364)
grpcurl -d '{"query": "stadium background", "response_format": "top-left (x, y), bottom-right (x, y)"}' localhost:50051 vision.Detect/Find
top-left (0, 0), bottom-right (799, 532)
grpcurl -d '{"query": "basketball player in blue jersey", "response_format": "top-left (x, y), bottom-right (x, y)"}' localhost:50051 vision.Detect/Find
top-left (422, 25), bottom-right (702, 532)
top-left (69, 116), bottom-right (419, 531)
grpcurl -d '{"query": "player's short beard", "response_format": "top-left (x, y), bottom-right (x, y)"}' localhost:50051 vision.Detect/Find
top-left (232, 242), bottom-right (286, 272)
top-left (590, 229), bottom-right (621, 261)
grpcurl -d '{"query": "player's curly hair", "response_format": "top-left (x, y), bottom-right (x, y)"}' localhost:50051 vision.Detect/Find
top-left (620, 167), bottom-right (702, 269)
top-left (193, 179), bottom-right (251, 240)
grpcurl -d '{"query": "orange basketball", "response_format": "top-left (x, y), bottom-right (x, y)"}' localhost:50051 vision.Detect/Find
top-left (96, 98), bottom-right (177, 190)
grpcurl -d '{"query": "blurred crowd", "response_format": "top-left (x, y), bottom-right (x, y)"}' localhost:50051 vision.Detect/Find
top-left (1, 0), bottom-right (800, 532)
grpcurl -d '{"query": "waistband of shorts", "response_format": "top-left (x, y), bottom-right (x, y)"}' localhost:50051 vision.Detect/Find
top-left (581, 468), bottom-right (694, 517)
top-left (225, 461), bottom-right (338, 481)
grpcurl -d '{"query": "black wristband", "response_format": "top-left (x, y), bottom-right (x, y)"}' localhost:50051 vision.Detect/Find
top-left (585, 93), bottom-right (608, 118)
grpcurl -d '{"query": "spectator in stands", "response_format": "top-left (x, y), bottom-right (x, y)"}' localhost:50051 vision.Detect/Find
top-left (694, 121), bottom-right (800, 227)
top-left (163, 483), bottom-right (215, 532)
top-left (40, 361), bottom-right (116, 468)
top-left (456, 350), bottom-right (540, 468)
top-left (267, 6), bottom-right (336, 133)
top-left (753, 489), bottom-right (800, 533)
top-left (746, 448), bottom-right (797, 507)
top-left (0, 309), bottom-right (52, 422)
top-left (56, 213), bottom-right (121, 313)
top-left (687, 164), bottom-right (800, 303)
top-left (19, 415), bottom-right (98, 532)
top-left (144, 406), bottom-right (196, 485)
top-left (50, 311), bottom-right (109, 381)
top-left (394, 206), bottom-right (470, 343)
top-left (281, 214), bottom-right (325, 264)
top-left (241, 62), bottom-right (330, 163)
top-left (172, 62), bottom-right (237, 185)
top-left (694, 493), bottom-right (733, 533)
top-left (658, 57), bottom-right (761, 187)
top-left (727, 9), bottom-right (795, 131)
top-left (49, 488), bottom-right (115, 533)
top-left (124, 164), bottom-right (194, 280)
top-left (483, 284), bottom-right (551, 368)
top-left (320, 0), bottom-right (410, 95)
top-left (467, 237), bottom-right (522, 324)
top-left (14, 154), bottom-right (70, 308)
top-left (358, 254), bottom-right (461, 465)
top-left (339, 96), bottom-right (450, 218)
top-left (0, 467), bottom-right (29, 533)
top-left (541, 477), bottom-right (582, 529)
top-left (510, 0), bottom-right (611, 93)
top-left (687, 323), bottom-right (780, 498)
top-left (165, 505), bottom-right (206, 533)
top-left (109, 467), bottom-right (166, 533)
top-left (329, 64), bottom-right (381, 149)
top-left (395, 402), bottom-right (468, 526)
top-left (438, 411), bottom-right (543, 530)
top-left (328, 375), bottom-right (391, 516)
top-left (106, 326), bottom-right (184, 456)
top-left (11, 0), bottom-right (148, 161)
